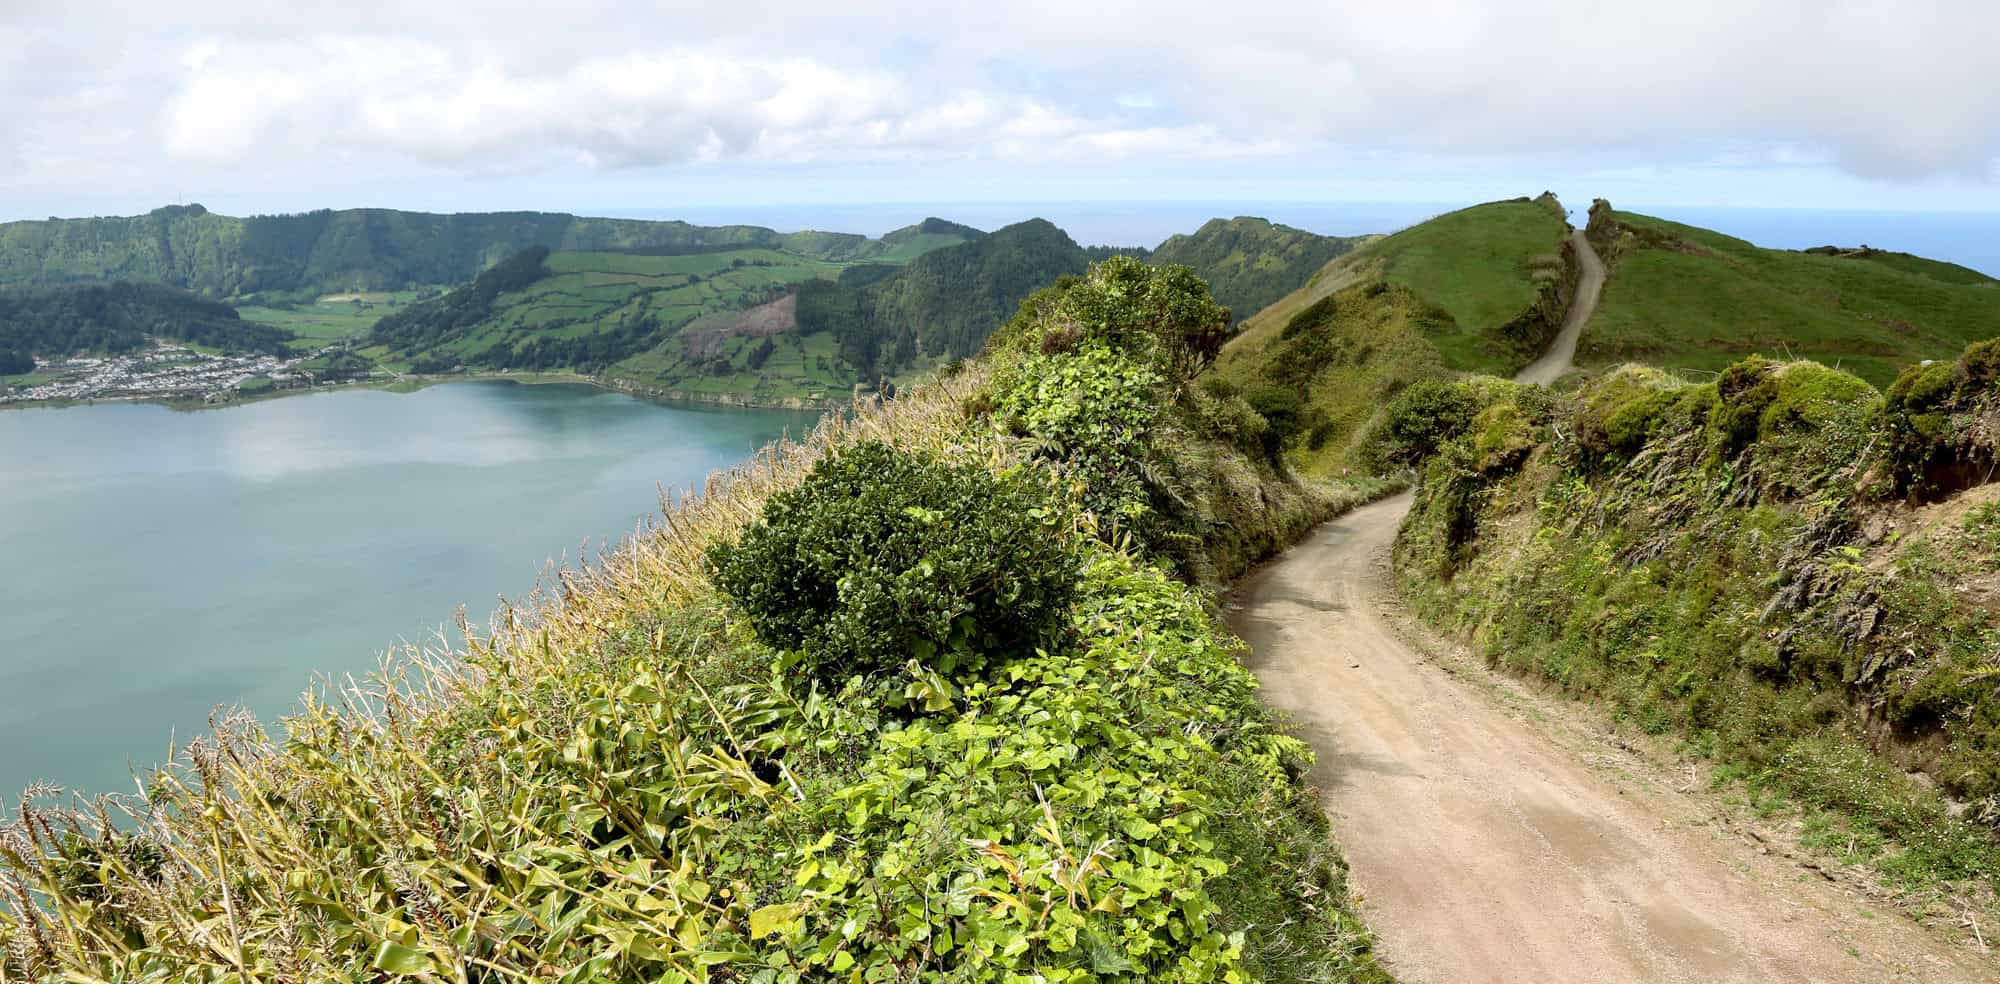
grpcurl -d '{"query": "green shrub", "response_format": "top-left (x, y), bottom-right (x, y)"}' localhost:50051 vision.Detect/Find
top-left (1360, 378), bottom-right (1477, 470)
top-left (706, 440), bottom-right (1078, 684)
top-left (996, 344), bottom-right (1165, 524)
top-left (1246, 383), bottom-right (1306, 458)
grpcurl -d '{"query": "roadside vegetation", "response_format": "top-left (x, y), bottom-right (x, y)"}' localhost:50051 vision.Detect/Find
top-left (1387, 347), bottom-right (2000, 926)
top-left (0, 258), bottom-right (1390, 981)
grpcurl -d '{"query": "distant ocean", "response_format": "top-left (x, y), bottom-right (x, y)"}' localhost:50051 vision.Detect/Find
top-left (606, 201), bottom-right (2000, 278)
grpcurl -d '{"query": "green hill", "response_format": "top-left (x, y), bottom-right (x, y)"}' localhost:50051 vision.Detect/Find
top-left (365, 244), bottom-right (848, 378)
top-left (612, 219), bottom-right (1092, 403)
top-left (1214, 195), bottom-right (1575, 472)
top-left (0, 282), bottom-right (289, 366)
top-left (0, 204), bottom-right (970, 301)
top-left (1581, 200), bottom-right (2000, 386)
top-left (849, 218), bottom-right (1092, 368)
top-left (1149, 216), bottom-right (1365, 320)
top-left (365, 219), bottom-right (1097, 405)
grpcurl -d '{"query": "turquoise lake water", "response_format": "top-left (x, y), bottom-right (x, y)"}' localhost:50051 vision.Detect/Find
top-left (0, 381), bottom-right (813, 799)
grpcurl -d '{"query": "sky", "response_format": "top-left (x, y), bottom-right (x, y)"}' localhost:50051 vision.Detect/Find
top-left (3, 1), bottom-right (1999, 222)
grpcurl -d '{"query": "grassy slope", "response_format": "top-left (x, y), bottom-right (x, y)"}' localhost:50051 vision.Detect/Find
top-left (367, 230), bottom-right (988, 402)
top-left (1369, 198), bottom-right (1570, 371)
top-left (1215, 197), bottom-right (1571, 473)
top-left (1582, 205), bottom-right (2000, 387)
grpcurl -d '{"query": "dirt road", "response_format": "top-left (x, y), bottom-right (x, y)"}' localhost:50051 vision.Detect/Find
top-left (1227, 496), bottom-right (1995, 983)
top-left (1514, 229), bottom-right (1605, 386)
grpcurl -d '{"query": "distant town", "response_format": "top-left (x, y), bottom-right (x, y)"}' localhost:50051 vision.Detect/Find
top-left (0, 343), bottom-right (376, 407)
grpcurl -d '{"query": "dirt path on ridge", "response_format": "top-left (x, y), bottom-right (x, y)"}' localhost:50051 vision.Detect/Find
top-left (1514, 229), bottom-right (1604, 386)
top-left (1222, 223), bottom-right (1996, 981)
top-left (1227, 499), bottom-right (1995, 982)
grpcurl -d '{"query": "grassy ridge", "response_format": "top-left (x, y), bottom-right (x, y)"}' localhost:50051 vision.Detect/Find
top-left (0, 262), bottom-right (1389, 981)
top-left (1582, 201), bottom-right (2000, 386)
top-left (1368, 196), bottom-right (1570, 371)
top-left (1214, 196), bottom-right (1572, 474)
top-left (0, 205), bottom-right (948, 300)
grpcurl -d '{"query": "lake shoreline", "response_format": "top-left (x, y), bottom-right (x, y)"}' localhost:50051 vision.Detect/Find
top-left (1, 368), bottom-right (855, 414)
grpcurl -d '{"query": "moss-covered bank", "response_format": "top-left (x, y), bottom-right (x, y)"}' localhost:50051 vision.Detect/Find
top-left (1392, 346), bottom-right (2000, 912)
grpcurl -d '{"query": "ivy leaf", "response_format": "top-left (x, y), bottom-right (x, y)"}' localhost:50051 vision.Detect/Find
top-left (371, 942), bottom-right (435, 976)
top-left (749, 901), bottom-right (809, 939)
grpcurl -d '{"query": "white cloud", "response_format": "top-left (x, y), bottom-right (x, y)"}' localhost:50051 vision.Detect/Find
top-left (144, 36), bottom-right (1246, 173)
top-left (2, 0), bottom-right (1998, 209)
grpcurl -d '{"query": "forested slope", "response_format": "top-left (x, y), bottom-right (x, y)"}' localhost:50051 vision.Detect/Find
top-left (0, 282), bottom-right (289, 365)
top-left (1150, 217), bottom-right (1365, 320)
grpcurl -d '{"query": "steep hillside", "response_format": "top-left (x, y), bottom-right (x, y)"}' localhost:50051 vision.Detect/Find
top-left (0, 205), bottom-right (973, 300)
top-left (1149, 217), bottom-right (1365, 318)
top-left (364, 221), bottom-right (1020, 404)
top-left (1390, 349), bottom-right (2000, 917)
top-left (855, 218), bottom-right (1091, 368)
top-left (359, 221), bottom-right (1127, 406)
top-left (0, 282), bottom-right (289, 364)
top-left (365, 245), bottom-right (848, 378)
top-left (1582, 200), bottom-right (2000, 386)
top-left (0, 259), bottom-right (1392, 982)
top-left (1214, 195), bottom-right (1575, 472)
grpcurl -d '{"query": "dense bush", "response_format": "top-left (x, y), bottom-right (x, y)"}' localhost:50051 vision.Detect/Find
top-left (706, 440), bottom-right (1078, 684)
top-left (0, 347), bottom-right (32, 375)
top-left (996, 345), bottom-right (1165, 524)
top-left (1359, 378), bottom-right (1479, 470)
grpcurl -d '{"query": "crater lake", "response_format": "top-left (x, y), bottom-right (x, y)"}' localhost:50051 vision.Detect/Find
top-left (0, 381), bottom-right (814, 799)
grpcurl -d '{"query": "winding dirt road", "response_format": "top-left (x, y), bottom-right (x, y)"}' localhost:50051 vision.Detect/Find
top-left (1514, 229), bottom-right (1605, 386)
top-left (1224, 225), bottom-right (1996, 981)
top-left (1228, 500), bottom-right (1993, 982)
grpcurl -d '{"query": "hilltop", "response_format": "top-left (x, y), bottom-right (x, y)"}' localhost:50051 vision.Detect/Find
top-left (1148, 216), bottom-right (1366, 318)
top-left (1214, 194), bottom-right (1575, 472)
top-left (1580, 200), bottom-right (2000, 385)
